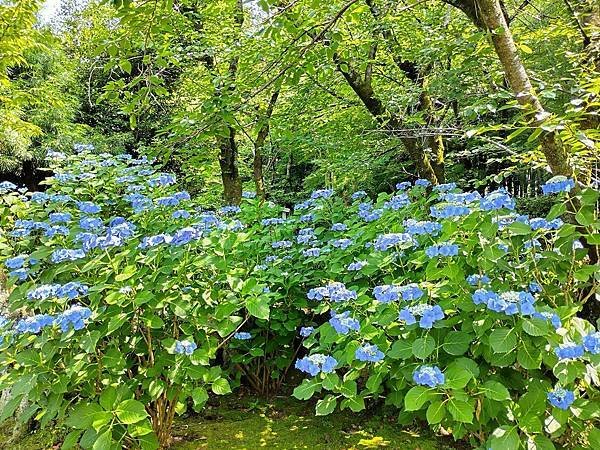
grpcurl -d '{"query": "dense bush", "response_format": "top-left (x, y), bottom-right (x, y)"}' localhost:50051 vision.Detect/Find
top-left (0, 146), bottom-right (599, 449)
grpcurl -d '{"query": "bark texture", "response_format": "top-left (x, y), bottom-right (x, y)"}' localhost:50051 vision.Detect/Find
top-left (253, 90), bottom-right (280, 199)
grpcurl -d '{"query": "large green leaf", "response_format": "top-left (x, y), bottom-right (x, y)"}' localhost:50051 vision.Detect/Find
top-left (489, 328), bottom-right (517, 353)
top-left (115, 399), bottom-right (148, 425)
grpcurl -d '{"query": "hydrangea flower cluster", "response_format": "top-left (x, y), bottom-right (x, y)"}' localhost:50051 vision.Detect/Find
top-left (355, 344), bottom-right (384, 362)
top-left (295, 354), bottom-right (337, 376)
top-left (441, 191), bottom-right (481, 204)
top-left (307, 282), bottom-right (357, 302)
top-left (413, 366), bottom-right (445, 387)
top-left (403, 219), bottom-right (442, 236)
top-left (262, 217), bottom-right (286, 226)
top-left (174, 340), bottom-right (197, 355)
top-left (358, 202), bottom-right (383, 222)
top-left (433, 183), bottom-right (457, 192)
top-left (547, 388), bottom-right (575, 410)
top-left (480, 189), bottom-right (515, 211)
top-left (399, 304), bottom-right (444, 328)
top-left (373, 283), bottom-right (424, 303)
top-left (541, 177), bottom-right (575, 195)
top-left (15, 305), bottom-right (92, 334)
top-left (299, 327), bottom-right (314, 337)
top-left (529, 218), bottom-right (563, 230)
top-left (329, 311), bottom-right (360, 334)
top-left (27, 282), bottom-right (89, 301)
top-left (302, 247), bottom-right (321, 257)
top-left (384, 193), bottom-right (410, 210)
top-left (51, 248), bottom-right (86, 264)
top-left (272, 240), bottom-right (293, 249)
top-left (430, 204), bottom-right (471, 219)
top-left (466, 274), bottom-right (490, 286)
top-left (425, 242), bottom-right (459, 258)
top-left (310, 189), bottom-right (334, 200)
top-left (395, 182), bottom-right (411, 191)
top-left (472, 289), bottom-right (536, 316)
top-left (347, 261), bottom-right (367, 271)
top-left (331, 223), bottom-right (347, 231)
top-left (372, 233), bottom-right (415, 251)
top-left (351, 190), bottom-right (367, 200)
top-left (234, 332), bottom-right (252, 340)
top-left (331, 238), bottom-right (352, 249)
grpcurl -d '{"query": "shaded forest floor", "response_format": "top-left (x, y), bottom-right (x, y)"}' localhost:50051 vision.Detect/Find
top-left (0, 395), bottom-right (460, 449)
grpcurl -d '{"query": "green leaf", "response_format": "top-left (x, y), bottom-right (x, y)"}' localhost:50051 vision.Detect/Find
top-left (489, 426), bottom-right (519, 449)
top-left (92, 429), bottom-right (112, 450)
top-left (315, 394), bottom-right (336, 416)
top-left (192, 387), bottom-right (209, 408)
top-left (387, 339), bottom-right (413, 359)
top-left (447, 399), bottom-right (474, 423)
top-left (211, 378), bottom-right (232, 395)
top-left (115, 399), bottom-right (148, 425)
top-left (522, 318), bottom-right (550, 336)
top-left (426, 400), bottom-right (446, 424)
top-left (412, 336), bottom-right (436, 359)
top-left (61, 430), bottom-right (82, 449)
top-left (489, 328), bottom-right (517, 353)
top-left (404, 386), bottom-right (435, 411)
top-left (65, 403), bottom-right (103, 429)
top-left (482, 381), bottom-right (510, 401)
top-left (293, 379), bottom-right (319, 400)
top-left (341, 395), bottom-right (365, 412)
top-left (246, 296), bottom-right (270, 320)
top-left (442, 331), bottom-right (472, 355)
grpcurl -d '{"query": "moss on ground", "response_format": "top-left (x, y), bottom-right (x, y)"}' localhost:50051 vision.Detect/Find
top-left (0, 396), bottom-right (457, 449)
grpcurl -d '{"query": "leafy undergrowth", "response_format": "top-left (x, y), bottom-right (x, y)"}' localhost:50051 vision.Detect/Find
top-left (0, 396), bottom-right (456, 449)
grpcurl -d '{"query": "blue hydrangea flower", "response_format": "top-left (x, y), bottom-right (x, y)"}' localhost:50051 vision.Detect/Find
top-left (347, 261), bottom-right (367, 271)
top-left (272, 240), bottom-right (292, 249)
top-left (398, 307), bottom-right (417, 325)
top-left (311, 189), bottom-right (334, 200)
top-left (78, 201), bottom-right (101, 214)
top-left (27, 284), bottom-right (60, 301)
top-left (583, 332), bottom-right (600, 354)
top-left (433, 183), bottom-right (457, 192)
top-left (174, 339), bottom-right (197, 355)
top-left (555, 343), bottom-right (584, 360)
top-left (302, 247), bottom-right (321, 257)
top-left (480, 189), bottom-right (515, 211)
top-left (156, 196), bottom-right (180, 207)
top-left (148, 173), bottom-right (176, 187)
top-left (0, 181), bottom-right (17, 193)
top-left (262, 217), bottom-right (286, 226)
top-left (295, 354), bottom-right (337, 376)
top-left (242, 191), bottom-right (256, 199)
top-left (234, 332), bottom-right (252, 340)
top-left (15, 314), bottom-right (55, 334)
top-left (299, 326), bottom-right (314, 337)
top-left (331, 238), bottom-right (352, 250)
top-left (532, 311), bottom-right (562, 330)
top-left (294, 199), bottom-right (316, 210)
top-left (355, 344), bottom-right (384, 362)
top-left (172, 209), bottom-right (191, 219)
top-left (425, 243), bottom-right (459, 258)
top-left (299, 213), bottom-right (315, 223)
top-left (329, 311), bottom-right (360, 334)
top-left (171, 227), bottom-right (201, 246)
top-left (528, 282), bottom-right (542, 293)
top-left (413, 366), bottom-right (445, 387)
top-left (45, 225), bottom-right (70, 238)
top-left (54, 305), bottom-right (92, 332)
top-left (5, 255), bottom-right (27, 269)
top-left (442, 191), bottom-right (481, 204)
top-left (51, 249), bottom-right (86, 264)
top-left (373, 233), bottom-right (415, 251)
top-left (399, 304), bottom-right (444, 328)
top-left (384, 193), bottom-right (411, 210)
top-left (49, 212), bottom-right (72, 224)
top-left (542, 177), bottom-right (575, 195)
top-left (395, 181), bottom-right (411, 191)
top-left (331, 223), bottom-right (347, 231)
top-left (547, 388), bottom-right (575, 410)
top-left (358, 203), bottom-right (383, 222)
top-left (415, 179), bottom-right (431, 187)
top-left (9, 268), bottom-right (29, 281)
top-left (307, 282), bottom-right (357, 302)
top-left (351, 190), bottom-right (367, 200)
top-left (220, 205), bottom-right (241, 215)
top-left (430, 204), bottom-right (471, 219)
top-left (466, 274), bottom-right (491, 286)
top-left (403, 219), bottom-right (442, 236)
top-left (80, 217), bottom-right (104, 231)
top-left (139, 234), bottom-right (172, 249)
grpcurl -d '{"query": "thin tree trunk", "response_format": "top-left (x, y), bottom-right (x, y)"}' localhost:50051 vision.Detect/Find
top-left (253, 90), bottom-right (280, 199)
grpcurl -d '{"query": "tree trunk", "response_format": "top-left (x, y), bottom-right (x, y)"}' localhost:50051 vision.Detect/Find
top-left (333, 52), bottom-right (439, 183)
top-left (218, 127), bottom-right (242, 204)
top-left (253, 90), bottom-right (280, 199)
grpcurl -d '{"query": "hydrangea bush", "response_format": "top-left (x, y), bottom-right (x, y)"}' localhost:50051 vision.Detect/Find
top-left (0, 149), bottom-right (599, 449)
